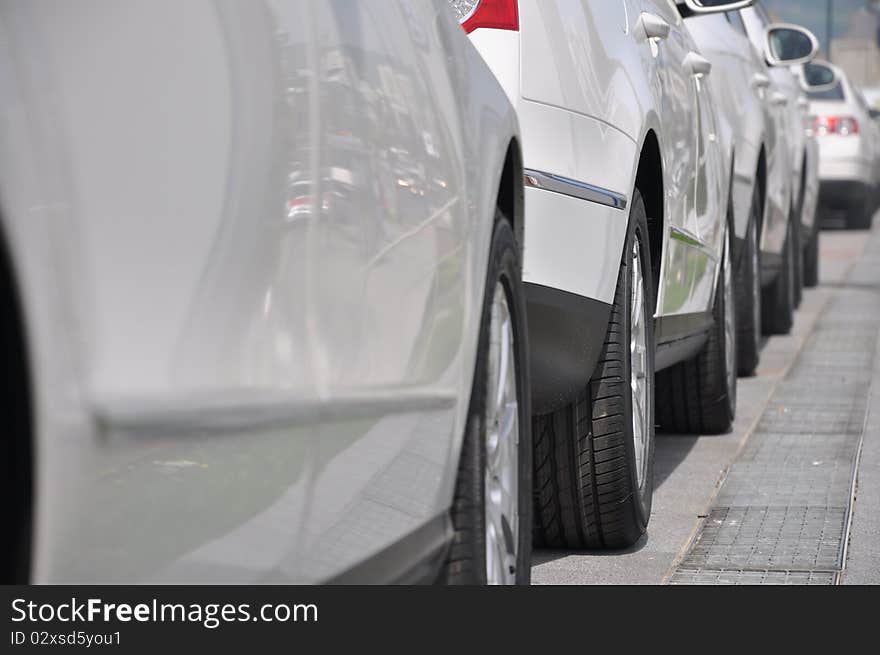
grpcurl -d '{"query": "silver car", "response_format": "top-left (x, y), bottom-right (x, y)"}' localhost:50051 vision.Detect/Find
top-left (0, 0), bottom-right (530, 584)
top-left (684, 8), bottom-right (819, 371)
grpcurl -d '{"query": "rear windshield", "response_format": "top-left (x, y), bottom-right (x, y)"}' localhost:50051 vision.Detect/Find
top-left (808, 85), bottom-right (846, 101)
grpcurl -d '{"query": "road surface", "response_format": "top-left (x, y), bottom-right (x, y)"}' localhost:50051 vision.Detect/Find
top-left (532, 222), bottom-right (880, 585)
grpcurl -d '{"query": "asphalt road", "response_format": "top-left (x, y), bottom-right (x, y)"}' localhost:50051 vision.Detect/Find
top-left (532, 222), bottom-right (880, 585)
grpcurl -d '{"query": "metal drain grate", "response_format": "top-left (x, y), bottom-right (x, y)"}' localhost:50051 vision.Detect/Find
top-left (756, 407), bottom-right (867, 435)
top-left (669, 569), bottom-right (838, 585)
top-left (680, 506), bottom-right (847, 571)
top-left (670, 231), bottom-right (880, 584)
top-left (737, 432), bottom-right (859, 465)
top-left (717, 433), bottom-right (858, 507)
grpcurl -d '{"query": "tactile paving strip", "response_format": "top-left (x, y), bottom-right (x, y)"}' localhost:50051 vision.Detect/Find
top-left (670, 231), bottom-right (880, 585)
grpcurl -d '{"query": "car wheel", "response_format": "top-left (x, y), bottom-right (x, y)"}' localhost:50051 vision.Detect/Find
top-left (792, 179), bottom-right (808, 309)
top-left (762, 219), bottom-right (794, 335)
top-left (803, 222), bottom-right (819, 288)
top-left (735, 186), bottom-right (762, 376)
top-left (656, 227), bottom-right (737, 434)
top-left (442, 213), bottom-right (531, 585)
top-left (792, 219), bottom-right (803, 310)
top-left (532, 189), bottom-right (654, 549)
top-left (848, 189), bottom-right (874, 230)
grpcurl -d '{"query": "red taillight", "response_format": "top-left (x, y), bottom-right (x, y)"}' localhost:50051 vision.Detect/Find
top-left (461, 0), bottom-right (519, 34)
top-left (813, 115), bottom-right (860, 136)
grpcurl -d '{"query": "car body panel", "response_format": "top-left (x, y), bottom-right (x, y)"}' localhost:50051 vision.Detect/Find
top-left (472, 0), bottom-right (729, 322)
top-left (462, 0), bottom-right (731, 410)
top-left (0, 0), bottom-right (520, 582)
top-left (740, 4), bottom-right (816, 253)
top-left (685, 11), bottom-right (792, 265)
top-left (810, 73), bottom-right (878, 188)
top-left (631, 0), bottom-right (729, 318)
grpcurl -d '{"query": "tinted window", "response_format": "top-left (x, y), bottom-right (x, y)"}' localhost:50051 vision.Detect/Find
top-left (808, 85), bottom-right (846, 101)
top-left (726, 11), bottom-right (747, 36)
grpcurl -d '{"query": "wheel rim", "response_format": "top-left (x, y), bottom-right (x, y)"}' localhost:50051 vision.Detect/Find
top-left (484, 281), bottom-right (519, 585)
top-left (723, 237), bottom-right (736, 397)
top-left (630, 238), bottom-right (650, 491)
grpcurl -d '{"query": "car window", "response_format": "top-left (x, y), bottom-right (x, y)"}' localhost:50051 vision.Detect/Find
top-left (807, 85), bottom-right (845, 101)
top-left (726, 11), bottom-right (747, 37)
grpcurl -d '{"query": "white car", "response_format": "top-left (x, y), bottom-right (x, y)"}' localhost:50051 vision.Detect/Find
top-left (449, 0), bottom-right (749, 549)
top-left (805, 61), bottom-right (880, 229)
top-left (684, 11), bottom-right (818, 370)
top-left (740, 5), bottom-right (821, 323)
top-left (0, 0), bottom-right (531, 584)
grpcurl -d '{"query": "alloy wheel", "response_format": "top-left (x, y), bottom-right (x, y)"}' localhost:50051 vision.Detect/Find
top-left (630, 238), bottom-right (650, 491)
top-left (484, 281), bottom-right (519, 585)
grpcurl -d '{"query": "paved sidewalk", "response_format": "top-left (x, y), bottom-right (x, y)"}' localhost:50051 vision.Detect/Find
top-left (531, 227), bottom-right (874, 585)
top-left (841, 233), bottom-right (880, 584)
top-left (670, 227), bottom-right (880, 584)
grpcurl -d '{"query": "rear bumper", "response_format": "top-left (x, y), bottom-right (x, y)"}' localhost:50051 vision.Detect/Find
top-left (819, 179), bottom-right (871, 210)
top-left (525, 283), bottom-right (611, 415)
top-left (818, 157), bottom-right (873, 186)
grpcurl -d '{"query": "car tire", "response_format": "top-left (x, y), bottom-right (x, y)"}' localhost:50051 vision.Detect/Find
top-left (442, 213), bottom-right (531, 585)
top-left (735, 187), bottom-right (762, 376)
top-left (848, 190), bottom-right (874, 230)
top-left (656, 227), bottom-right (737, 434)
top-left (532, 190), bottom-right (654, 550)
top-left (803, 222), bottom-right (819, 288)
top-left (761, 219), bottom-right (794, 335)
top-left (792, 219), bottom-right (803, 310)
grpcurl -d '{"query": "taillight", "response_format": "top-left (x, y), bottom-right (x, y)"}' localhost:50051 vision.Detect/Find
top-left (448, 0), bottom-right (519, 34)
top-left (813, 115), bottom-right (860, 136)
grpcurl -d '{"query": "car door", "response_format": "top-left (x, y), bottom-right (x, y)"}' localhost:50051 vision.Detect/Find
top-left (741, 4), bottom-right (800, 225)
top-left (20, 0), bottom-right (471, 583)
top-left (636, 0), bottom-right (708, 318)
top-left (692, 59), bottom-right (727, 312)
top-left (688, 11), bottom-right (774, 255)
top-left (263, 0), bottom-right (472, 582)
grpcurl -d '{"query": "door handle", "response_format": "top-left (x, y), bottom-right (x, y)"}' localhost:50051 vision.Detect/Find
top-left (684, 51), bottom-right (712, 77)
top-left (771, 92), bottom-right (788, 107)
top-left (752, 73), bottom-right (771, 90)
top-left (638, 12), bottom-right (670, 41)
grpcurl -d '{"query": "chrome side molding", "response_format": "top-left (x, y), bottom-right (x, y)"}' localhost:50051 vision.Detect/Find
top-left (524, 168), bottom-right (628, 210)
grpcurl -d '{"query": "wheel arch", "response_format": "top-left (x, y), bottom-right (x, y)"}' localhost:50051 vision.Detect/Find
top-left (756, 145), bottom-right (767, 241)
top-left (634, 129), bottom-right (664, 304)
top-left (0, 218), bottom-right (34, 584)
top-left (496, 137), bottom-right (525, 258)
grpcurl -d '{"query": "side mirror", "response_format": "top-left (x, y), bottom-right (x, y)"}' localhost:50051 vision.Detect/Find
top-left (677, 1), bottom-right (755, 17)
top-left (802, 61), bottom-right (840, 93)
top-left (765, 24), bottom-right (819, 67)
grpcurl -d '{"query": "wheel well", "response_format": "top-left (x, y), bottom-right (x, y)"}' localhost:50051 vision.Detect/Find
top-left (497, 138), bottom-right (525, 256)
top-left (635, 130), bottom-right (663, 302)
top-left (799, 151), bottom-right (808, 210)
top-left (0, 228), bottom-right (33, 584)
top-left (756, 146), bottom-right (767, 238)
